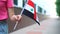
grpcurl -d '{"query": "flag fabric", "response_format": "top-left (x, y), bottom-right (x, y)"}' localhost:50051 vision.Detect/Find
top-left (22, 0), bottom-right (40, 25)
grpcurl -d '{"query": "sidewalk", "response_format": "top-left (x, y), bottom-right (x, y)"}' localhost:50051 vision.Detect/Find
top-left (8, 7), bottom-right (48, 33)
top-left (10, 18), bottom-right (60, 34)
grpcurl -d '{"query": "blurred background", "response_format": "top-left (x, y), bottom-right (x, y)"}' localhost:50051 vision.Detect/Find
top-left (9, 0), bottom-right (60, 34)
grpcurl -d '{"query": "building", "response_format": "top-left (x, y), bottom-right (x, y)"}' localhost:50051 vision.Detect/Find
top-left (14, 0), bottom-right (46, 14)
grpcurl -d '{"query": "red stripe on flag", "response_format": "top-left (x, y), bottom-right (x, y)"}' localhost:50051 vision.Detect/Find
top-left (27, 0), bottom-right (34, 8)
top-left (34, 7), bottom-right (36, 20)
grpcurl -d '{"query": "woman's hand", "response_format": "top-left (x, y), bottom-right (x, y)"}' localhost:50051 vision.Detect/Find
top-left (10, 15), bottom-right (22, 21)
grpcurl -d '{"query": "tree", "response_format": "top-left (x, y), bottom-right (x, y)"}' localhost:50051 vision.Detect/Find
top-left (56, 0), bottom-right (60, 17)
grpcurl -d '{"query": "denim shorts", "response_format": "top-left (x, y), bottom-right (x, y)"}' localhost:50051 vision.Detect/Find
top-left (0, 20), bottom-right (8, 34)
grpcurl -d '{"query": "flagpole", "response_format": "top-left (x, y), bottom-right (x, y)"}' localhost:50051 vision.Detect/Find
top-left (13, 21), bottom-right (18, 30)
top-left (13, 4), bottom-right (26, 30)
top-left (13, 0), bottom-right (29, 30)
top-left (20, 0), bottom-right (29, 15)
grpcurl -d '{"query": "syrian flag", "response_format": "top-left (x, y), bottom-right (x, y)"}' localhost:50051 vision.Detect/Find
top-left (22, 0), bottom-right (40, 25)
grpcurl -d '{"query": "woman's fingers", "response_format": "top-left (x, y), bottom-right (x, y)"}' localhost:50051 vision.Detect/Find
top-left (10, 15), bottom-right (22, 21)
top-left (17, 15), bottom-right (22, 20)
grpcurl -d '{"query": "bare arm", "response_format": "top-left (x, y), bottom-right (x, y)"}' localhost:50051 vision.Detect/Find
top-left (8, 8), bottom-right (22, 21)
top-left (8, 8), bottom-right (15, 18)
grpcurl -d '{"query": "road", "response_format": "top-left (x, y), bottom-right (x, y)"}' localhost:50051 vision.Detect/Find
top-left (10, 18), bottom-right (60, 34)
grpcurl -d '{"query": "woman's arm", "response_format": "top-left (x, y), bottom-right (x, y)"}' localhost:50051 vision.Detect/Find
top-left (8, 8), bottom-right (22, 21)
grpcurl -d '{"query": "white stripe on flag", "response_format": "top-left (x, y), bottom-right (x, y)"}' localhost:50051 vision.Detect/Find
top-left (36, 15), bottom-right (40, 23)
top-left (25, 4), bottom-right (34, 13)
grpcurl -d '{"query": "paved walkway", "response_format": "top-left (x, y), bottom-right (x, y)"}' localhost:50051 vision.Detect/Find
top-left (10, 18), bottom-right (60, 34)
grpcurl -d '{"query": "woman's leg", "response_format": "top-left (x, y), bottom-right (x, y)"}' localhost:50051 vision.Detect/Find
top-left (0, 21), bottom-right (8, 34)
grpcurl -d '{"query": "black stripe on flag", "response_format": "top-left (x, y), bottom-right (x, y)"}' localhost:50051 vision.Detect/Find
top-left (23, 9), bottom-right (34, 19)
top-left (35, 20), bottom-right (40, 25)
top-left (23, 9), bottom-right (40, 25)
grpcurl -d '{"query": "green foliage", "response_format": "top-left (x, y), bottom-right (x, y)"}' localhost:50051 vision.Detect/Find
top-left (56, 0), bottom-right (60, 17)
